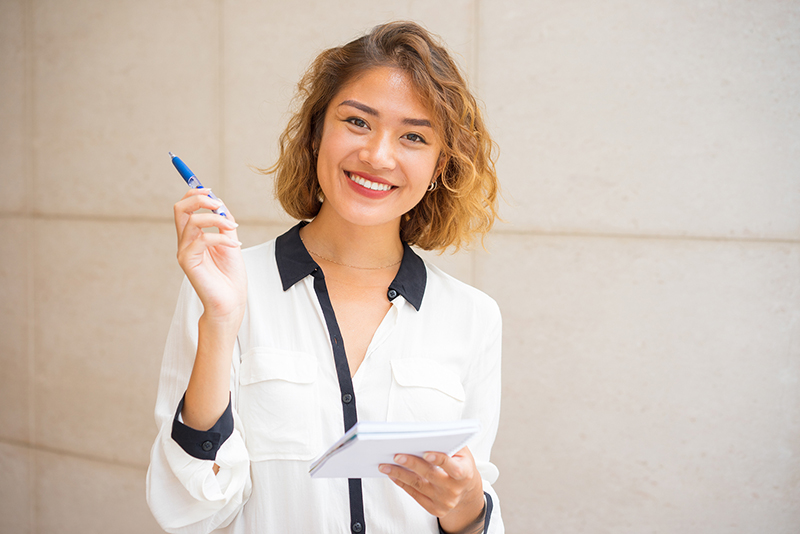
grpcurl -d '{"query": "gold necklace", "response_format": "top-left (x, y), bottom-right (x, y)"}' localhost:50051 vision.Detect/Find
top-left (300, 236), bottom-right (402, 270)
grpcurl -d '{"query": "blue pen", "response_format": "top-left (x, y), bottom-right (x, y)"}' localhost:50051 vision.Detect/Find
top-left (169, 152), bottom-right (229, 218)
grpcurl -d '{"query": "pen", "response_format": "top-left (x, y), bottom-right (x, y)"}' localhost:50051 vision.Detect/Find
top-left (169, 152), bottom-right (229, 218)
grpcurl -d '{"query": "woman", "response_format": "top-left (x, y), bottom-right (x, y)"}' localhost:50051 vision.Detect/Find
top-left (147, 21), bottom-right (503, 534)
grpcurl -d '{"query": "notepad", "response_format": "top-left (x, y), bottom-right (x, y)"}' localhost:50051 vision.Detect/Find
top-left (309, 420), bottom-right (481, 478)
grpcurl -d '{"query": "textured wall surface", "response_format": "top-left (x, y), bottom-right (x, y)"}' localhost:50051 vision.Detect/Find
top-left (1, 1), bottom-right (798, 533)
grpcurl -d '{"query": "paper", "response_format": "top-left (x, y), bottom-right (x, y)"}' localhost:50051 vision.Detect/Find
top-left (309, 420), bottom-right (481, 478)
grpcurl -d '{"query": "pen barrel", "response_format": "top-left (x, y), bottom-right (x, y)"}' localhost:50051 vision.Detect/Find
top-left (171, 156), bottom-right (195, 184)
top-left (170, 152), bottom-right (228, 217)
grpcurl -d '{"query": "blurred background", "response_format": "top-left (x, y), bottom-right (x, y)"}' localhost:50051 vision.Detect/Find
top-left (1, 1), bottom-right (798, 532)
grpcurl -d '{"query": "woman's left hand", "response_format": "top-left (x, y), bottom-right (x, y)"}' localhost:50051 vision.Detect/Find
top-left (379, 446), bottom-right (485, 533)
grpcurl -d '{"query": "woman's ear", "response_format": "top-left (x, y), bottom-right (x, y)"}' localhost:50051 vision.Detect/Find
top-left (435, 152), bottom-right (447, 178)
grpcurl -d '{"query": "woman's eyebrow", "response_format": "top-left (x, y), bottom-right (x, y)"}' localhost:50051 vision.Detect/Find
top-left (338, 99), bottom-right (432, 128)
top-left (339, 99), bottom-right (378, 116)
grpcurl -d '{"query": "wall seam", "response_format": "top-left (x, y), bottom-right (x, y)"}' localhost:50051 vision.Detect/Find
top-left (218, 0), bottom-right (225, 201)
top-left (24, 0), bottom-right (38, 532)
top-left (490, 228), bottom-right (800, 245)
top-left (470, 0), bottom-right (481, 286)
top-left (24, 0), bottom-right (34, 438)
top-left (0, 437), bottom-right (151, 473)
top-left (3, 213), bottom-right (798, 246)
top-left (472, 0), bottom-right (480, 88)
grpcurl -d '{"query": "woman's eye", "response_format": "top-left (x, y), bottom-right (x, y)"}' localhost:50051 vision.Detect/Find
top-left (403, 133), bottom-right (427, 144)
top-left (346, 117), bottom-right (368, 128)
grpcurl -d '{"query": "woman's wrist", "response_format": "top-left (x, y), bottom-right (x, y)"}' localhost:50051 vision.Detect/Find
top-left (199, 305), bottom-right (245, 332)
top-left (438, 493), bottom-right (487, 534)
top-left (182, 313), bottom-right (241, 430)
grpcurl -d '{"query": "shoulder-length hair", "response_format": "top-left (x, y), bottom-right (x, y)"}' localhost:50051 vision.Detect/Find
top-left (267, 21), bottom-right (499, 251)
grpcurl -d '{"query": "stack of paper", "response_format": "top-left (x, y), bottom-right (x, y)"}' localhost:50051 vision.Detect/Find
top-left (309, 420), bottom-right (481, 478)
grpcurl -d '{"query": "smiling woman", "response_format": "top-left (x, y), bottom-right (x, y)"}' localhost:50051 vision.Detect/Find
top-left (314, 67), bottom-right (443, 232)
top-left (147, 20), bottom-right (504, 534)
top-left (270, 21), bottom-right (499, 251)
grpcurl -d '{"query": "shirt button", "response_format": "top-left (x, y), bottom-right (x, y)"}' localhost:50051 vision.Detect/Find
top-left (201, 440), bottom-right (213, 452)
top-left (342, 393), bottom-right (352, 404)
top-left (387, 289), bottom-right (398, 299)
top-left (352, 522), bottom-right (363, 533)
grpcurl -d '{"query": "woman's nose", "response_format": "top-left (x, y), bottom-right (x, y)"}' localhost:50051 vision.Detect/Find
top-left (359, 133), bottom-right (396, 170)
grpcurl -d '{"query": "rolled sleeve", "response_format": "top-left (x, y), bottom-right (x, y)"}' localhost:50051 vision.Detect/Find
top-left (171, 393), bottom-right (234, 461)
top-left (146, 277), bottom-right (251, 532)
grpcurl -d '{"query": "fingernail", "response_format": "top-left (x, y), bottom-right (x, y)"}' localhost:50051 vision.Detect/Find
top-left (394, 455), bottom-right (406, 465)
top-left (379, 465), bottom-right (391, 474)
top-left (424, 453), bottom-right (436, 463)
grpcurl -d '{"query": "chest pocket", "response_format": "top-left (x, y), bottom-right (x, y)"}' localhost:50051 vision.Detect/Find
top-left (238, 348), bottom-right (321, 461)
top-left (387, 358), bottom-right (465, 423)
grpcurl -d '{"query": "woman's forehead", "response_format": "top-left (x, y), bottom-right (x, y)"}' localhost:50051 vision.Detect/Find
top-left (330, 66), bottom-right (435, 124)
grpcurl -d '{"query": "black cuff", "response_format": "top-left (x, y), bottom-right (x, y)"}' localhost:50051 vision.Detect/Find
top-left (170, 393), bottom-right (234, 461)
top-left (437, 491), bottom-right (494, 534)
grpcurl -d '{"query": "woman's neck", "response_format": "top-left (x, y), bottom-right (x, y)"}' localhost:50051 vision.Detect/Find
top-left (299, 209), bottom-right (404, 271)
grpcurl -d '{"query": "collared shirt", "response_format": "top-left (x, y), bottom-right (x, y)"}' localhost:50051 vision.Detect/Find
top-left (146, 223), bottom-right (504, 533)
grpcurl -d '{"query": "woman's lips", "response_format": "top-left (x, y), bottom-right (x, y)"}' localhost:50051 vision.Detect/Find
top-left (346, 171), bottom-right (394, 192)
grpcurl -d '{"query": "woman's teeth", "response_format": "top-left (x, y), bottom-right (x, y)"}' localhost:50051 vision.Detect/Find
top-left (348, 172), bottom-right (392, 191)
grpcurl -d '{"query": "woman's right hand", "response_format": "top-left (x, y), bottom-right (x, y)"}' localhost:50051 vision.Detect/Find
top-left (174, 188), bottom-right (246, 432)
top-left (174, 188), bottom-right (247, 324)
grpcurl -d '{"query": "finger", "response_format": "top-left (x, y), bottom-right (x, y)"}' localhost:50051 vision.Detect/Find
top-left (379, 462), bottom-right (435, 505)
top-left (382, 464), bottom-right (460, 519)
top-left (183, 212), bottom-right (238, 234)
top-left (181, 187), bottom-right (217, 200)
top-left (178, 220), bottom-right (242, 262)
top-left (218, 209), bottom-right (240, 239)
top-left (179, 232), bottom-right (242, 264)
top-left (385, 475), bottom-right (439, 516)
top-left (175, 192), bottom-right (224, 219)
top-left (393, 453), bottom-right (449, 485)
top-left (174, 191), bottom-right (228, 235)
top-left (379, 458), bottom-right (430, 492)
top-left (185, 189), bottom-right (233, 223)
top-left (423, 449), bottom-right (471, 481)
top-left (177, 213), bottom-right (237, 253)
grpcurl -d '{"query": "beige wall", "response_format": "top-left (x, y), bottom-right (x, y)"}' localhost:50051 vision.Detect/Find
top-left (1, 1), bottom-right (798, 533)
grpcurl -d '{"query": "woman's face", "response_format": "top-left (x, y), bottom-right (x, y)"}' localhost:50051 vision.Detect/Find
top-left (315, 66), bottom-right (442, 231)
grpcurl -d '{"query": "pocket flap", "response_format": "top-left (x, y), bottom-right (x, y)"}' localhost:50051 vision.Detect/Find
top-left (390, 358), bottom-right (465, 402)
top-left (240, 348), bottom-right (317, 386)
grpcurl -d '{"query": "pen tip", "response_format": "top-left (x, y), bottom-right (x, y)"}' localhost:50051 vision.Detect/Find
top-left (168, 151), bottom-right (176, 158)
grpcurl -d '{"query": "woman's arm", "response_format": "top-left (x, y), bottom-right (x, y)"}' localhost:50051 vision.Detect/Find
top-left (173, 188), bottom-right (247, 430)
top-left (146, 189), bottom-right (252, 532)
top-left (380, 295), bottom-right (504, 533)
top-left (146, 277), bottom-right (252, 533)
top-left (380, 447), bottom-right (487, 533)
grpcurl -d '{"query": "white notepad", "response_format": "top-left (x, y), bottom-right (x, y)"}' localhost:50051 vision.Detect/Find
top-left (309, 420), bottom-right (481, 478)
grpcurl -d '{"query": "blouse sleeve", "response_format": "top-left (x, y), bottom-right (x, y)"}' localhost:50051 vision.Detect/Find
top-left (461, 296), bottom-right (504, 533)
top-left (146, 278), bottom-right (252, 533)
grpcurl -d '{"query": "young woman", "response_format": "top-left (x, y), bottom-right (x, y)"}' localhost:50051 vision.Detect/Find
top-left (147, 21), bottom-right (503, 534)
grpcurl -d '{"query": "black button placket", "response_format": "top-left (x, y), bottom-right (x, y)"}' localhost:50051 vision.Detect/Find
top-left (311, 269), bottom-right (366, 533)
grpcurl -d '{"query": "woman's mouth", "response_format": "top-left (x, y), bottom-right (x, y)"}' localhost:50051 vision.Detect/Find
top-left (346, 171), bottom-right (393, 192)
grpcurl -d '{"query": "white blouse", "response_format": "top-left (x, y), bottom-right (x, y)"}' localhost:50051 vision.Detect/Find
top-left (146, 223), bottom-right (504, 533)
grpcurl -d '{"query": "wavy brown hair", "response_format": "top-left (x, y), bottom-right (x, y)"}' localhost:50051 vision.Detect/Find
top-left (266, 21), bottom-right (499, 251)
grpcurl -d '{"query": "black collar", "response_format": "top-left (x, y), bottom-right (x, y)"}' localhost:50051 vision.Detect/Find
top-left (275, 222), bottom-right (426, 311)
